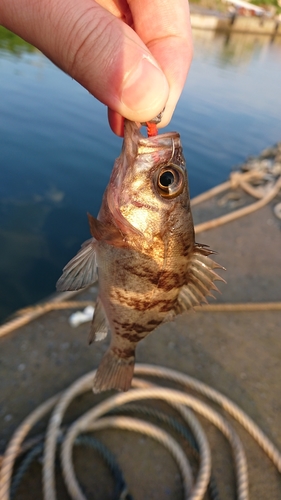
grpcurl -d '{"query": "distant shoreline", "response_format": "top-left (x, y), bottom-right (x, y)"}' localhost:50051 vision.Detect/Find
top-left (189, 6), bottom-right (281, 35)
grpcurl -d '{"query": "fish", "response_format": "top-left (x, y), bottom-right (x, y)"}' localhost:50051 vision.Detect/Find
top-left (56, 120), bottom-right (225, 393)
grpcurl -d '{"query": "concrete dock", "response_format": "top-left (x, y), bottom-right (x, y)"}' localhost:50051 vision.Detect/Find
top-left (0, 179), bottom-right (281, 499)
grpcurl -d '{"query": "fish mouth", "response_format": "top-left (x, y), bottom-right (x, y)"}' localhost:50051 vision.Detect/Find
top-left (124, 120), bottom-right (181, 156)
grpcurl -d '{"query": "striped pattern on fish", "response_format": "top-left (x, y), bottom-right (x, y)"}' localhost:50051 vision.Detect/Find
top-left (57, 120), bottom-right (225, 393)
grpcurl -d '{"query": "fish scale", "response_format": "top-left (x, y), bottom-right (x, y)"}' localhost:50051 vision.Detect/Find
top-left (57, 120), bottom-right (225, 393)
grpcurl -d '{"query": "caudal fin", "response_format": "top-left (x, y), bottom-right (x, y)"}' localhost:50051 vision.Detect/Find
top-left (93, 348), bottom-right (135, 393)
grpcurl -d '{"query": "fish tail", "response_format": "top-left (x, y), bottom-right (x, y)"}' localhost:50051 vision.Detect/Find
top-left (92, 348), bottom-right (135, 393)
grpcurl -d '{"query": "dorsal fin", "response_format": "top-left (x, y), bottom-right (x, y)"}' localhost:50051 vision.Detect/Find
top-left (88, 297), bottom-right (109, 344)
top-left (176, 243), bottom-right (225, 313)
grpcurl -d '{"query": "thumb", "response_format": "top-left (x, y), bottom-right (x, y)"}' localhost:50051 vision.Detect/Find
top-left (0, 0), bottom-right (169, 123)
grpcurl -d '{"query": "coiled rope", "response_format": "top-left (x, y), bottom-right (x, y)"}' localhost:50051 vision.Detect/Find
top-left (10, 435), bottom-right (133, 500)
top-left (191, 170), bottom-right (281, 233)
top-left (1, 365), bottom-right (280, 500)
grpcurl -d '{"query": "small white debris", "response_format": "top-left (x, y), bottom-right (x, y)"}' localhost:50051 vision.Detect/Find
top-left (18, 363), bottom-right (26, 371)
top-left (69, 306), bottom-right (95, 327)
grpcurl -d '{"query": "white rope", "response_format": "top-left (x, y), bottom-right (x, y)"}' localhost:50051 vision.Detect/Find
top-left (0, 394), bottom-right (60, 500)
top-left (1, 364), bottom-right (280, 500)
top-left (136, 365), bottom-right (281, 472)
top-left (62, 416), bottom-right (194, 500)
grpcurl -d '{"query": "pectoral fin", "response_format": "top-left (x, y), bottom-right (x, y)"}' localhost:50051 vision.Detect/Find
top-left (88, 297), bottom-right (109, 344)
top-left (56, 239), bottom-right (97, 291)
top-left (176, 244), bottom-right (225, 313)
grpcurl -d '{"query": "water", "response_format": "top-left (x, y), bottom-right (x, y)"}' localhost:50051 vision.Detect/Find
top-left (0, 27), bottom-right (281, 321)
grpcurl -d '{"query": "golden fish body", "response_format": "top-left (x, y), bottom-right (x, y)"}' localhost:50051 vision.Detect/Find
top-left (57, 120), bottom-right (224, 393)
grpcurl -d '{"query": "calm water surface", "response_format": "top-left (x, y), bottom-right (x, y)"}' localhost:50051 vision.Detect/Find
top-left (0, 28), bottom-right (281, 320)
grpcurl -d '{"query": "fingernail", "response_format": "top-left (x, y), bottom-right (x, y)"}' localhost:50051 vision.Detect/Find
top-left (108, 108), bottom-right (124, 137)
top-left (121, 55), bottom-right (169, 116)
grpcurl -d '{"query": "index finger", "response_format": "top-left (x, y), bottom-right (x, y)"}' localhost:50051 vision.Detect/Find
top-left (128, 0), bottom-right (193, 127)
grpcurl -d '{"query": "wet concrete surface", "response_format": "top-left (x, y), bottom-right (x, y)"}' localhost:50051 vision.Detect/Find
top-left (0, 193), bottom-right (281, 499)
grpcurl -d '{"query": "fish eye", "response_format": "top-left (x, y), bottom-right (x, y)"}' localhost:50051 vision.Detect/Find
top-left (156, 164), bottom-right (184, 199)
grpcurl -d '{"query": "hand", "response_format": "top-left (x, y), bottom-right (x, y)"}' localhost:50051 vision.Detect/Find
top-left (0, 0), bottom-right (193, 135)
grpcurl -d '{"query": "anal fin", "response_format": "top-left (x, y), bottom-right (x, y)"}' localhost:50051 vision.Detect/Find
top-left (88, 297), bottom-right (109, 344)
top-left (93, 348), bottom-right (135, 393)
